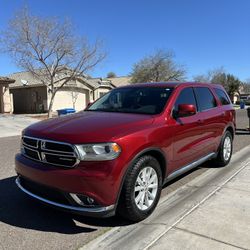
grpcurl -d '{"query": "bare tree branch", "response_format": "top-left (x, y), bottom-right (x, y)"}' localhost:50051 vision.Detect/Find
top-left (0, 7), bottom-right (106, 117)
top-left (130, 49), bottom-right (186, 83)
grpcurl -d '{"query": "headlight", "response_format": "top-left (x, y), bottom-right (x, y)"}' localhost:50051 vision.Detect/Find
top-left (75, 143), bottom-right (121, 161)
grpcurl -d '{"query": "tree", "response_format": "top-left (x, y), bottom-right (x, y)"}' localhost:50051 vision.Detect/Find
top-left (241, 80), bottom-right (250, 95)
top-left (193, 67), bottom-right (226, 83)
top-left (193, 68), bottom-right (242, 100)
top-left (224, 74), bottom-right (241, 99)
top-left (192, 74), bottom-right (210, 82)
top-left (0, 8), bottom-right (106, 117)
top-left (68, 90), bottom-right (79, 110)
top-left (107, 72), bottom-right (116, 78)
top-left (130, 49), bottom-right (186, 83)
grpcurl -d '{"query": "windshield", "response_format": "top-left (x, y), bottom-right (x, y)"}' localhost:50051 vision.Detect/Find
top-left (87, 86), bottom-right (174, 114)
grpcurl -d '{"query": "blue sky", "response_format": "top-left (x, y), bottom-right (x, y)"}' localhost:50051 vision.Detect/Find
top-left (0, 0), bottom-right (250, 81)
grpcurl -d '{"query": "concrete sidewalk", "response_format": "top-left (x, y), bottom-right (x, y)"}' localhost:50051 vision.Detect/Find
top-left (148, 162), bottom-right (250, 250)
top-left (81, 146), bottom-right (250, 250)
top-left (0, 114), bottom-right (39, 138)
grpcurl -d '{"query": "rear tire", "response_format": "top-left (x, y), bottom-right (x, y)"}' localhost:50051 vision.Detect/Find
top-left (214, 131), bottom-right (233, 167)
top-left (117, 155), bottom-right (162, 222)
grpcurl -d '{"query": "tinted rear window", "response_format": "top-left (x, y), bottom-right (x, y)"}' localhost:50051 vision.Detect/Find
top-left (214, 88), bottom-right (231, 105)
top-left (194, 87), bottom-right (217, 111)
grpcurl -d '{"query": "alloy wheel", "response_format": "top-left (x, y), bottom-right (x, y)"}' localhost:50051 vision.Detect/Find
top-left (134, 166), bottom-right (158, 211)
top-left (223, 136), bottom-right (232, 161)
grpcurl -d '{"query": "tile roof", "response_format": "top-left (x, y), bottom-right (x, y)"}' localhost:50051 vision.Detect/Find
top-left (9, 71), bottom-right (42, 88)
top-left (108, 76), bottom-right (132, 87)
top-left (87, 78), bottom-right (117, 89)
top-left (87, 78), bottom-right (110, 89)
top-left (0, 76), bottom-right (15, 84)
top-left (88, 76), bottom-right (132, 88)
top-left (8, 71), bottom-right (113, 90)
top-left (8, 70), bottom-right (131, 89)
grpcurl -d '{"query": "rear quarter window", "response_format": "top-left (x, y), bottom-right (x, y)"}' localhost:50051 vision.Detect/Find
top-left (214, 88), bottom-right (231, 105)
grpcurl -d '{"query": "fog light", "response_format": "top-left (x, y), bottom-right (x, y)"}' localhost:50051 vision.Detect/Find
top-left (87, 197), bottom-right (94, 204)
top-left (69, 193), bottom-right (96, 206)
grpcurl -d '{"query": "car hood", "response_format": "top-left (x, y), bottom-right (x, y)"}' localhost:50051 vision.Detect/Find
top-left (24, 111), bottom-right (155, 144)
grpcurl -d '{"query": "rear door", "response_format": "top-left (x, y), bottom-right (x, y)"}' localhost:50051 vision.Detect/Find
top-left (193, 86), bottom-right (222, 155)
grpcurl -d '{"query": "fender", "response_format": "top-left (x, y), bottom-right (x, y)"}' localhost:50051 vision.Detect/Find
top-left (223, 123), bottom-right (235, 138)
top-left (215, 123), bottom-right (235, 154)
top-left (114, 147), bottom-right (167, 207)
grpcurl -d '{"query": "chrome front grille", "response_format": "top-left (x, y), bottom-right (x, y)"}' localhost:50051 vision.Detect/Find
top-left (21, 136), bottom-right (79, 167)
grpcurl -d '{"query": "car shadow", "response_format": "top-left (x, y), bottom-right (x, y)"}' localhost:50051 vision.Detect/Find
top-left (0, 176), bottom-right (132, 232)
top-left (0, 160), bottom-right (223, 231)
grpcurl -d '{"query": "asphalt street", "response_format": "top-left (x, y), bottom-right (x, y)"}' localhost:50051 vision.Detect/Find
top-left (0, 109), bottom-right (249, 250)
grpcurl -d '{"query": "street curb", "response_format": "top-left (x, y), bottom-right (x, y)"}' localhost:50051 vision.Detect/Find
top-left (79, 145), bottom-right (250, 250)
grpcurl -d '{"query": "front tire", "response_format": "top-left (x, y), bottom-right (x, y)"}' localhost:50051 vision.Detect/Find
top-left (118, 155), bottom-right (162, 222)
top-left (214, 131), bottom-right (233, 167)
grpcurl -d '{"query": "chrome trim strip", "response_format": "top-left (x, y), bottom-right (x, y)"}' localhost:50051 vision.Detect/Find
top-left (22, 152), bottom-right (41, 162)
top-left (42, 151), bottom-right (76, 158)
top-left (23, 135), bottom-right (75, 148)
top-left (166, 152), bottom-right (216, 182)
top-left (21, 152), bottom-right (80, 168)
top-left (23, 145), bottom-right (38, 153)
top-left (15, 177), bottom-right (115, 213)
top-left (69, 193), bottom-right (85, 206)
top-left (22, 141), bottom-right (38, 149)
top-left (41, 149), bottom-right (75, 155)
top-left (22, 143), bottom-right (37, 150)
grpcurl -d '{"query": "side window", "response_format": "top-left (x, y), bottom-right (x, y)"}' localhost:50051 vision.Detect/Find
top-left (214, 88), bottom-right (231, 105)
top-left (173, 87), bottom-right (197, 112)
top-left (195, 87), bottom-right (217, 111)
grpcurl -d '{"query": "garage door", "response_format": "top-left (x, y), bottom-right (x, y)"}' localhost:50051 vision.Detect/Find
top-left (52, 90), bottom-right (86, 112)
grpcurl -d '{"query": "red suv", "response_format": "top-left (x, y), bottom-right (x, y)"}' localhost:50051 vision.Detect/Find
top-left (15, 82), bottom-right (235, 221)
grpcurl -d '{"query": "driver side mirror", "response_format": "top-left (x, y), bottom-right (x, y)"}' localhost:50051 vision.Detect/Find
top-left (176, 104), bottom-right (196, 118)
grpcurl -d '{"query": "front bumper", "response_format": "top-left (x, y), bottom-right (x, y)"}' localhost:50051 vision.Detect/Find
top-left (15, 177), bottom-right (115, 217)
top-left (15, 153), bottom-right (126, 217)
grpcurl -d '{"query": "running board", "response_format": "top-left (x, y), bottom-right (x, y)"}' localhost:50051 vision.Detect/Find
top-left (164, 152), bottom-right (216, 184)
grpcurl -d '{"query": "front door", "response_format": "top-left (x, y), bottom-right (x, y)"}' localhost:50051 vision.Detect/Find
top-left (167, 87), bottom-right (205, 174)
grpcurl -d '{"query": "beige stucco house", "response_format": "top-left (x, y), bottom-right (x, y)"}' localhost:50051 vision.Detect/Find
top-left (8, 71), bottom-right (120, 114)
top-left (232, 84), bottom-right (250, 104)
top-left (0, 76), bottom-right (15, 113)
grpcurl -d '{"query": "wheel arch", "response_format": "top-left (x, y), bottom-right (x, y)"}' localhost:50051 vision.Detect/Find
top-left (216, 125), bottom-right (234, 152)
top-left (225, 125), bottom-right (235, 140)
top-left (115, 147), bottom-right (167, 207)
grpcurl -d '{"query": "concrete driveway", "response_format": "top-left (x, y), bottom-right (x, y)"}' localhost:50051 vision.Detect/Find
top-left (0, 114), bottom-right (39, 138)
